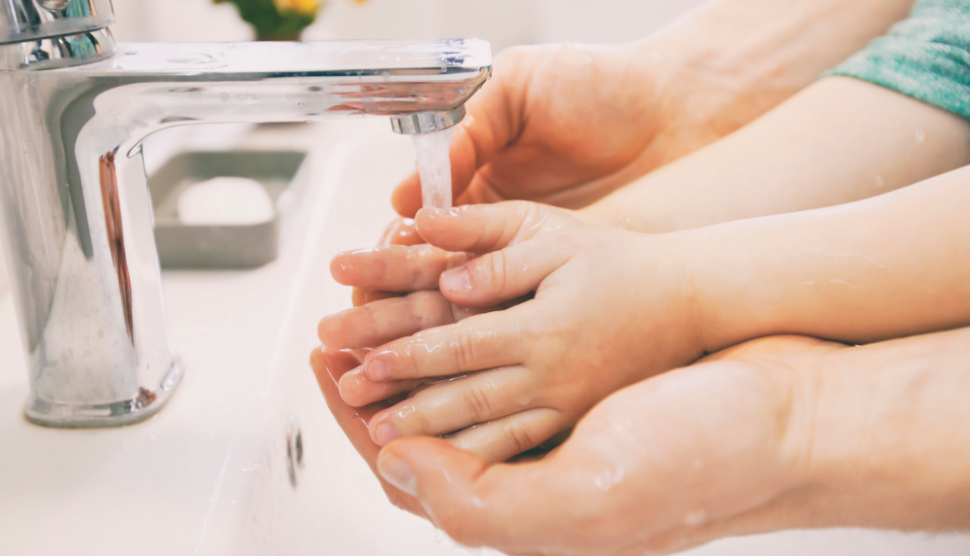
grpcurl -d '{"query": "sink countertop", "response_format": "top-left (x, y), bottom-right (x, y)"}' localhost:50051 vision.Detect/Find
top-left (1, 119), bottom-right (969, 556)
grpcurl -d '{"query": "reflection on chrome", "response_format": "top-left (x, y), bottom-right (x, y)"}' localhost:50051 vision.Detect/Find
top-left (0, 5), bottom-right (491, 427)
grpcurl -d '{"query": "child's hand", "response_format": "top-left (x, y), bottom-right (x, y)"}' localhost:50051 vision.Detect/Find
top-left (350, 203), bottom-right (708, 457)
top-left (319, 203), bottom-right (592, 421)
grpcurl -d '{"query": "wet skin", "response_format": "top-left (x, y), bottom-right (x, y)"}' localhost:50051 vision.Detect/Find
top-left (313, 330), bottom-right (970, 555)
top-left (321, 203), bottom-right (596, 462)
top-left (323, 164), bottom-right (970, 464)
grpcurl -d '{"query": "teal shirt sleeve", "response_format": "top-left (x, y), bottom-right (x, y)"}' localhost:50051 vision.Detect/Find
top-left (826, 0), bottom-right (970, 120)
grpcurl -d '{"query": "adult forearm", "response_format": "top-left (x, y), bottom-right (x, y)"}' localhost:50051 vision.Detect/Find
top-left (801, 327), bottom-right (970, 531)
top-left (642, 0), bottom-right (917, 156)
top-left (679, 164), bottom-right (970, 349)
top-left (703, 328), bottom-right (970, 538)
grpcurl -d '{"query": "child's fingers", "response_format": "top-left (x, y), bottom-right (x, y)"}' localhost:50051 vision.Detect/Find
top-left (309, 347), bottom-right (428, 519)
top-left (439, 233), bottom-right (573, 307)
top-left (367, 366), bottom-right (546, 446)
top-left (361, 305), bottom-right (536, 382)
top-left (414, 201), bottom-right (580, 253)
top-left (331, 245), bottom-right (468, 291)
top-left (319, 290), bottom-right (459, 350)
top-left (444, 408), bottom-right (568, 463)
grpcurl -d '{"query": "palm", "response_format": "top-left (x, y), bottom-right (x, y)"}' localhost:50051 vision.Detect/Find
top-left (466, 44), bottom-right (664, 207)
top-left (392, 44), bottom-right (671, 216)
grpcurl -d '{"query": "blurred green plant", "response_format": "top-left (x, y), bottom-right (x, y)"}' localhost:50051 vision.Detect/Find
top-left (216, 0), bottom-right (324, 41)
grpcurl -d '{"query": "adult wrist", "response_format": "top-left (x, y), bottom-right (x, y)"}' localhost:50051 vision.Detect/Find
top-left (791, 332), bottom-right (970, 530)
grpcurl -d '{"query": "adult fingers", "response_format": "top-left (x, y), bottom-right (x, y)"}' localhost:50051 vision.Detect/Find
top-left (361, 305), bottom-right (535, 382)
top-left (438, 233), bottom-right (574, 307)
top-left (331, 244), bottom-right (468, 291)
top-left (378, 217), bottom-right (424, 247)
top-left (414, 201), bottom-right (583, 254)
top-left (367, 366), bottom-right (549, 446)
top-left (376, 436), bottom-right (589, 551)
top-left (309, 347), bottom-right (428, 519)
top-left (319, 290), bottom-right (460, 350)
top-left (351, 288), bottom-right (400, 307)
top-left (338, 366), bottom-right (423, 408)
top-left (391, 68), bottom-right (519, 218)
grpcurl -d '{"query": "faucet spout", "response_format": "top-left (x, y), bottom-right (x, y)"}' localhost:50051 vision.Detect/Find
top-left (0, 38), bottom-right (491, 427)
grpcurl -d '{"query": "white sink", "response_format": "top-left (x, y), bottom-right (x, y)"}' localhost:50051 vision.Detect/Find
top-left (1, 120), bottom-right (968, 556)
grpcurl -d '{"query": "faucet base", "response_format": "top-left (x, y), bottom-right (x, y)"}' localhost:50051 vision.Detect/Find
top-left (22, 360), bottom-right (185, 428)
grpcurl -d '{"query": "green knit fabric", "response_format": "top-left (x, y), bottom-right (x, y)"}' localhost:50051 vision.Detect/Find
top-left (826, 0), bottom-right (970, 120)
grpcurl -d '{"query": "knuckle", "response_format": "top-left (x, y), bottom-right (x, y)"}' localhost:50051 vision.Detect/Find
top-left (452, 326), bottom-right (480, 370)
top-left (504, 419), bottom-right (540, 455)
top-left (479, 250), bottom-right (508, 293)
top-left (410, 291), bottom-right (452, 329)
top-left (393, 399), bottom-right (432, 435)
top-left (459, 383), bottom-right (496, 422)
top-left (411, 245), bottom-right (441, 286)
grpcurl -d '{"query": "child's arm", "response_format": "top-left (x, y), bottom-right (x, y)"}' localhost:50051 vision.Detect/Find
top-left (583, 76), bottom-right (970, 233)
top-left (681, 163), bottom-right (970, 348)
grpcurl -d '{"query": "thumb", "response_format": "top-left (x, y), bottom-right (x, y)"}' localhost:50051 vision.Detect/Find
top-left (377, 436), bottom-right (570, 551)
top-left (437, 233), bottom-right (572, 307)
top-left (391, 76), bottom-right (517, 218)
top-left (414, 201), bottom-right (581, 253)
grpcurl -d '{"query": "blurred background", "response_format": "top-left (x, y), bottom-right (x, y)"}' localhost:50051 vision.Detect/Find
top-left (110, 0), bottom-right (710, 50)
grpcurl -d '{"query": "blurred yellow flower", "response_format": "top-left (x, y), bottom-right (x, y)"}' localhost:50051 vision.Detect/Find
top-left (273, 0), bottom-right (320, 15)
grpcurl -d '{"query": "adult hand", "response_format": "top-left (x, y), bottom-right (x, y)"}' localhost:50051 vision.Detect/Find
top-left (312, 335), bottom-right (836, 554)
top-left (324, 327), bottom-right (970, 554)
top-left (391, 42), bottom-right (690, 217)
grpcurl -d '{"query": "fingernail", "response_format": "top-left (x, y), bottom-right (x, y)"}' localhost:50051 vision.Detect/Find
top-left (375, 422), bottom-right (400, 446)
top-left (365, 359), bottom-right (390, 381)
top-left (441, 265), bottom-right (471, 292)
top-left (378, 452), bottom-right (417, 496)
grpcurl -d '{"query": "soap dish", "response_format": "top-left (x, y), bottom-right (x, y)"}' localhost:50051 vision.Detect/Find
top-left (148, 150), bottom-right (308, 269)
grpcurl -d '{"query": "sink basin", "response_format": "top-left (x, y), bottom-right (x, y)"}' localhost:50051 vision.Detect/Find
top-left (1, 120), bottom-right (969, 555)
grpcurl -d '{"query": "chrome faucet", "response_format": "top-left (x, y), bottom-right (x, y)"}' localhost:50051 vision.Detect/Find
top-left (0, 1), bottom-right (491, 427)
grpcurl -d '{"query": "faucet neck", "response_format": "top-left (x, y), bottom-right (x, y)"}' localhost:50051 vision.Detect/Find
top-left (0, 0), bottom-right (115, 45)
top-left (0, 26), bottom-right (115, 70)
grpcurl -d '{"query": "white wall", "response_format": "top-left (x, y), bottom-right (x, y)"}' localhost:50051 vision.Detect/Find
top-left (536, 0), bottom-right (710, 43)
top-left (109, 0), bottom-right (708, 51)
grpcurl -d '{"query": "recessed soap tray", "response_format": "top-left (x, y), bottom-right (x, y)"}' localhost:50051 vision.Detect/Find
top-left (148, 150), bottom-right (308, 269)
